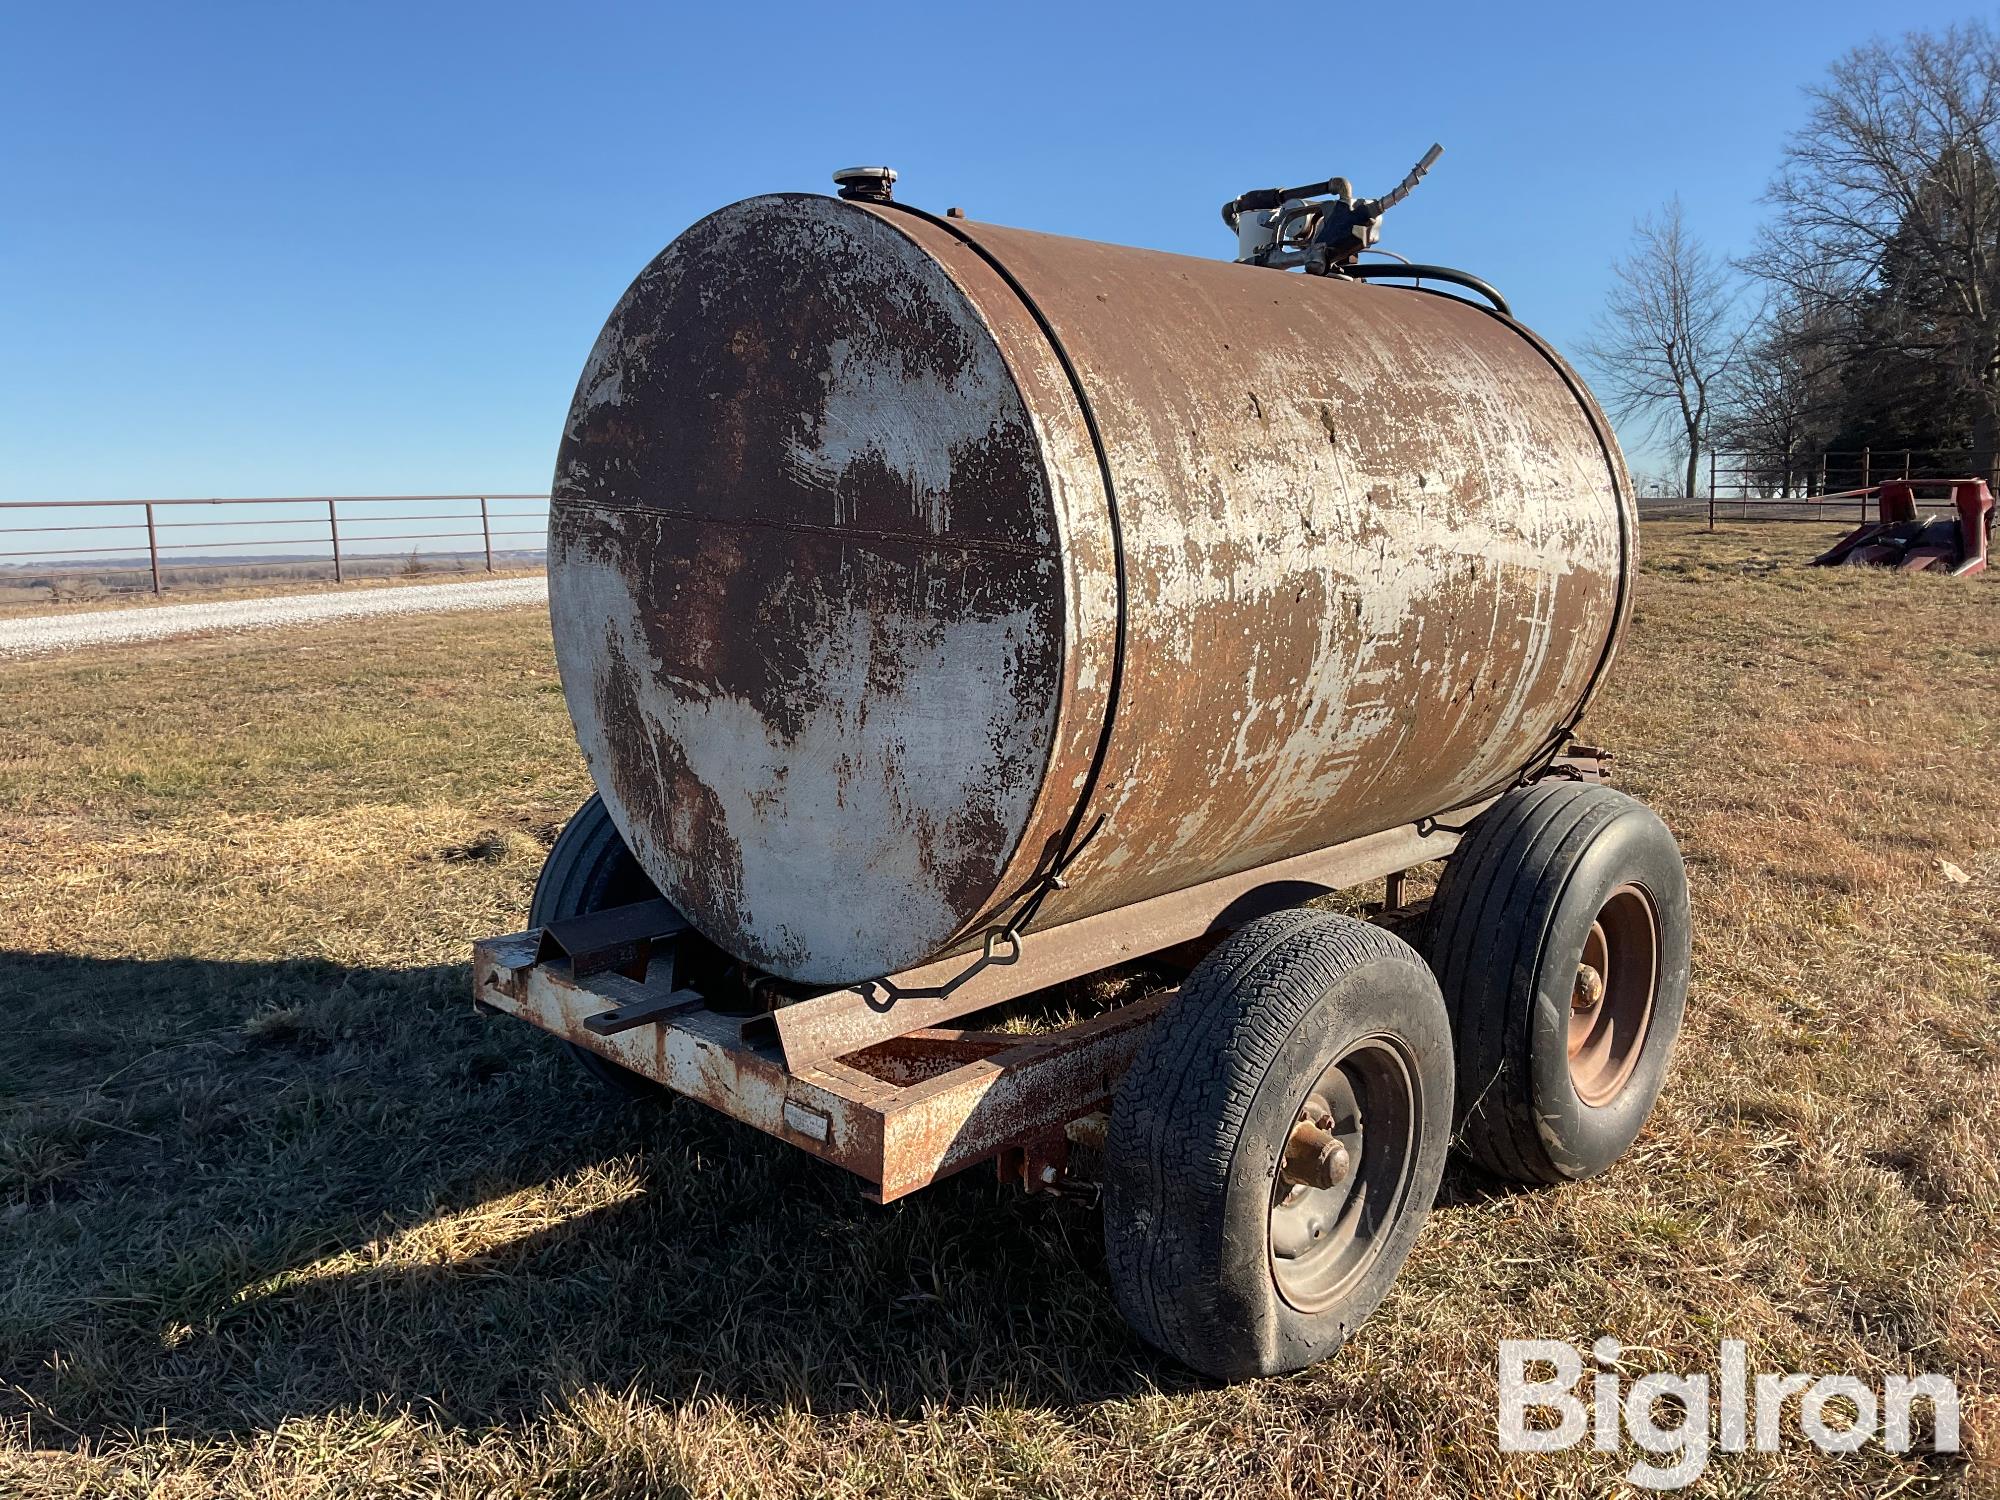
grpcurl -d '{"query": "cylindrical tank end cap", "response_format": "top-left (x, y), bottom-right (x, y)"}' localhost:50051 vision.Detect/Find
top-left (833, 165), bottom-right (898, 202)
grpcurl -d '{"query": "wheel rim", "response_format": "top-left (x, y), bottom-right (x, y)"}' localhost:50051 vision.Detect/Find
top-left (1268, 1036), bottom-right (1420, 1314)
top-left (1566, 883), bottom-right (1661, 1107)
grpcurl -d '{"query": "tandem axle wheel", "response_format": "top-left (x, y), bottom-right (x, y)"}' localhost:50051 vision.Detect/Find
top-left (1100, 911), bottom-right (1454, 1379)
top-left (1426, 781), bottom-right (1691, 1183)
top-left (1096, 782), bottom-right (1689, 1376)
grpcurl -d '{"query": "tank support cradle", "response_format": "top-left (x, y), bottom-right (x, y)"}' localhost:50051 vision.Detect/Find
top-left (473, 752), bottom-right (1611, 1203)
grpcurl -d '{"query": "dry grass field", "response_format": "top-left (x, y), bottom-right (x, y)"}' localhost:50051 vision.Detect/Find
top-left (2, 521), bottom-right (1995, 1498)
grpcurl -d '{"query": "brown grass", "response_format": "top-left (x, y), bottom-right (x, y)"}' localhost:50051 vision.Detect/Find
top-left (0, 521), bottom-right (1995, 1497)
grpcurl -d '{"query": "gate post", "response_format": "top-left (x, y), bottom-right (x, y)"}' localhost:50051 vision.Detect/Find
top-left (328, 499), bottom-right (343, 582)
top-left (145, 502), bottom-right (161, 594)
top-left (481, 497), bottom-right (494, 573)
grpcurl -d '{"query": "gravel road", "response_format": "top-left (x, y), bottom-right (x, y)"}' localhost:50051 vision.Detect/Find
top-left (0, 577), bottom-right (549, 659)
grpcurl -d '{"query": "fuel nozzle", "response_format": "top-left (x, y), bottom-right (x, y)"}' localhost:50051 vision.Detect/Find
top-left (1305, 144), bottom-right (1443, 271)
top-left (1224, 144), bottom-right (1443, 271)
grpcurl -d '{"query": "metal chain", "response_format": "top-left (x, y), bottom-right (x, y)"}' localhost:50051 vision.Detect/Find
top-left (864, 816), bottom-right (1107, 1007)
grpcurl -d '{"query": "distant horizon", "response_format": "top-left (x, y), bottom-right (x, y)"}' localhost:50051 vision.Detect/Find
top-left (0, 547), bottom-right (546, 571)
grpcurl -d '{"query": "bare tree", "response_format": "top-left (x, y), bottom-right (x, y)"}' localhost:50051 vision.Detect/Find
top-left (1713, 291), bottom-right (1848, 493)
top-left (1746, 22), bottom-right (2000, 473)
top-left (1583, 198), bottom-right (1742, 497)
top-left (1626, 467), bottom-right (1685, 501)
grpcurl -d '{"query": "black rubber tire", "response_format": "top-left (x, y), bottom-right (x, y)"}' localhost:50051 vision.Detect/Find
top-left (529, 793), bottom-right (671, 1100)
top-left (1101, 910), bottom-right (1454, 1379)
top-left (1427, 781), bottom-right (1691, 1184)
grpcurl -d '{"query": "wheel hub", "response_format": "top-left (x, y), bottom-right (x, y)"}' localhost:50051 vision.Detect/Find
top-left (1572, 956), bottom-right (1606, 1011)
top-left (1566, 883), bottom-right (1662, 1107)
top-left (1281, 1109), bottom-right (1353, 1191)
top-left (1268, 1036), bottom-right (1418, 1313)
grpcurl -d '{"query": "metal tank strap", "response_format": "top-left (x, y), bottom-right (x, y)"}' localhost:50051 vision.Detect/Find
top-left (867, 199), bottom-right (1134, 974)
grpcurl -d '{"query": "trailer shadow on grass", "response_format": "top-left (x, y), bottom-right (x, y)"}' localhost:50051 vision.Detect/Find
top-left (2, 950), bottom-right (1530, 1450)
top-left (1, 950), bottom-right (1178, 1447)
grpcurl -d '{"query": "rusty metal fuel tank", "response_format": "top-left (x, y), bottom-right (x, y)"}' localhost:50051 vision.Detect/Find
top-left (549, 191), bottom-right (1633, 984)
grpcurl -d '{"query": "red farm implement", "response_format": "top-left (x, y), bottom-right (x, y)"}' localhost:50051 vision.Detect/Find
top-left (1811, 478), bottom-right (1994, 577)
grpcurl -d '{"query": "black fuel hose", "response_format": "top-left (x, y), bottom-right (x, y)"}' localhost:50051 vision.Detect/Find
top-left (1336, 263), bottom-right (1511, 318)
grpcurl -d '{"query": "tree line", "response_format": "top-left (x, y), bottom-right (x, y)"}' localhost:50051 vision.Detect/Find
top-left (1586, 20), bottom-right (2000, 497)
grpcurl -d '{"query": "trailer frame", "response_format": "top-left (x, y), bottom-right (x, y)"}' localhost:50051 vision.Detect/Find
top-left (474, 751), bottom-right (1611, 1204)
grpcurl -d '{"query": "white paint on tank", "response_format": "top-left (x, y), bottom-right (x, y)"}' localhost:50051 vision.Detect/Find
top-left (783, 336), bottom-right (1016, 535)
top-left (554, 538), bottom-right (1051, 984)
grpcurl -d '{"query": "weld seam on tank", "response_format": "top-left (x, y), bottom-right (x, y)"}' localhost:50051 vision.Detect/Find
top-left (874, 199), bottom-right (1133, 917)
top-left (539, 496), bottom-right (1052, 559)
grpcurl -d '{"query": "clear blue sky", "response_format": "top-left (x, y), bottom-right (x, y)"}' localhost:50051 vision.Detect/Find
top-left (1, 0), bottom-right (1983, 502)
